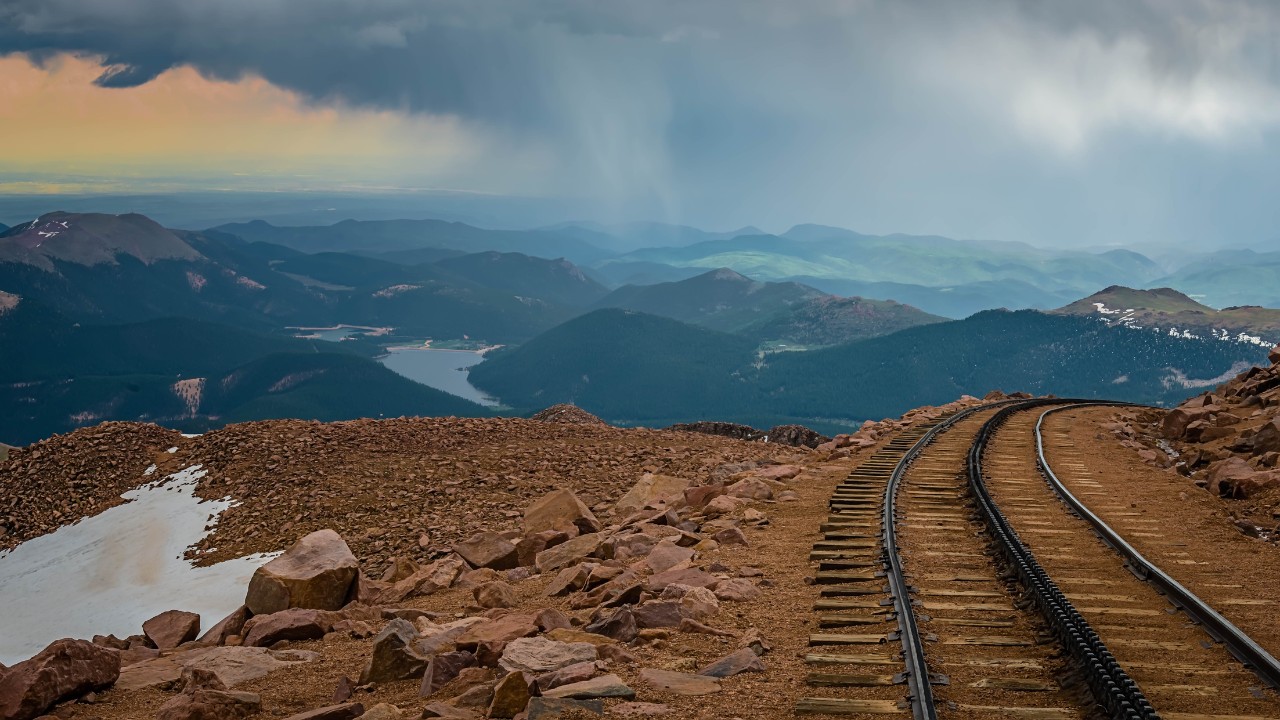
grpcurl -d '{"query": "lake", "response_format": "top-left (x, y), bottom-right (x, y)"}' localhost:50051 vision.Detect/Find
top-left (378, 348), bottom-right (499, 406)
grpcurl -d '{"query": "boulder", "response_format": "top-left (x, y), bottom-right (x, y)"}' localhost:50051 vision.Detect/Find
top-left (421, 703), bottom-right (483, 719)
top-left (698, 648), bottom-right (766, 678)
top-left (583, 608), bottom-right (638, 643)
top-left (415, 617), bottom-right (487, 656)
top-left (662, 585), bottom-right (719, 621)
top-left (245, 529), bottom-right (358, 615)
top-left (0, 639), bottom-right (120, 720)
top-left (282, 703), bottom-right (366, 720)
top-left (644, 567), bottom-right (717, 593)
top-left (703, 495), bottom-right (746, 516)
top-left (683, 484), bottom-right (725, 509)
top-left (711, 527), bottom-right (748, 546)
top-left (360, 704), bottom-right (405, 720)
top-left (1253, 419), bottom-right (1280, 455)
top-left (613, 475), bottom-right (693, 516)
top-left (725, 477), bottom-right (773, 501)
top-left (488, 670), bottom-right (533, 718)
top-left (545, 564), bottom-right (592, 596)
top-left (420, 651), bottom-right (477, 697)
top-left (517, 530), bottom-right (570, 567)
top-left (536, 608), bottom-right (573, 632)
top-left (198, 606), bottom-right (250, 646)
top-left (474, 581), bottom-right (518, 609)
top-left (642, 541), bottom-right (695, 574)
top-left (1270, 345), bottom-right (1280, 365)
top-left (382, 555), bottom-right (468, 604)
top-left (242, 608), bottom-right (333, 647)
top-left (751, 465), bottom-right (802, 481)
top-left (498, 637), bottom-right (598, 675)
top-left (455, 613), bottom-right (539, 651)
top-left (523, 490), bottom-right (601, 536)
top-left (534, 533), bottom-right (604, 573)
top-left (541, 674), bottom-right (635, 701)
top-left (637, 668), bottom-right (720, 696)
top-left (453, 532), bottom-right (519, 571)
top-left (1205, 457), bottom-right (1280, 498)
top-left (143, 610), bottom-right (202, 651)
top-left (712, 579), bottom-right (761, 602)
top-left (361, 619), bottom-right (430, 684)
top-left (632, 602), bottom-right (685, 629)
top-left (156, 689), bottom-right (261, 720)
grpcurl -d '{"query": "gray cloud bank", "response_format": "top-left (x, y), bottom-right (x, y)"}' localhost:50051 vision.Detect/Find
top-left (3, 0), bottom-right (1280, 248)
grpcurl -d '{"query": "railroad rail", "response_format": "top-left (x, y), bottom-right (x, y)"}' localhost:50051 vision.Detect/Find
top-left (796, 398), bottom-right (1280, 719)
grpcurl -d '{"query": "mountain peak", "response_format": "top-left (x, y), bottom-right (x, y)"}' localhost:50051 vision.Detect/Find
top-left (0, 211), bottom-right (203, 269)
top-left (706, 267), bottom-right (751, 282)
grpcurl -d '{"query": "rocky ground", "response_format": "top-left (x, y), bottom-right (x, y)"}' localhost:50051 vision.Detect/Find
top-left (1101, 344), bottom-right (1280, 535)
top-left (0, 397), bottom-right (990, 720)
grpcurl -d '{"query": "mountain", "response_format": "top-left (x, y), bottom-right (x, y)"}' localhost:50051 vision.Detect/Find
top-left (1150, 250), bottom-right (1280, 309)
top-left (214, 218), bottom-right (612, 265)
top-left (788, 276), bottom-right (1078, 319)
top-left (434, 252), bottom-right (609, 307)
top-left (0, 211), bottom-right (203, 269)
top-left (469, 309), bottom-right (759, 424)
top-left (1053, 286), bottom-right (1280, 347)
top-left (594, 268), bottom-right (827, 334)
top-left (739, 295), bottom-right (944, 347)
top-left (586, 261), bottom-right (707, 288)
top-left (0, 302), bottom-right (488, 444)
top-left (591, 268), bottom-right (943, 346)
top-left (548, 221), bottom-right (765, 254)
top-left (471, 308), bottom-right (1270, 432)
top-left (606, 225), bottom-right (1166, 316)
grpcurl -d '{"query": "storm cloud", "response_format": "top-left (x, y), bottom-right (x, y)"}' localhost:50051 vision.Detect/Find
top-left (3, 0), bottom-right (1280, 248)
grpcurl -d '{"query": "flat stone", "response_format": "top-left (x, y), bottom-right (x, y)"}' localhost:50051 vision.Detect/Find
top-left (498, 636), bottom-right (598, 675)
top-left (534, 660), bottom-right (604, 692)
top-left (633, 602), bottom-right (685, 629)
top-left (643, 567), bottom-right (716, 593)
top-left (534, 533), bottom-right (604, 573)
top-left (638, 668), bottom-right (721, 696)
top-left (419, 651), bottom-right (477, 697)
top-left (613, 474), bottom-right (693, 516)
top-left (280, 702), bottom-right (366, 720)
top-left (454, 613), bottom-right (538, 651)
top-left (643, 540), bottom-right (695, 574)
top-left (526, 697), bottom-right (604, 719)
top-left (611, 702), bottom-right (673, 716)
top-left (242, 608), bottom-right (334, 647)
top-left (116, 646), bottom-right (314, 692)
top-left (420, 702), bottom-right (482, 719)
top-left (155, 688), bottom-right (261, 720)
top-left (712, 578), bottom-right (761, 602)
top-left (698, 648), bottom-right (766, 678)
top-left (541, 674), bottom-right (635, 700)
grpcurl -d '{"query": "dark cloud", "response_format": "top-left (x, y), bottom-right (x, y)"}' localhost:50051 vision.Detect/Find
top-left (2, 0), bottom-right (1279, 248)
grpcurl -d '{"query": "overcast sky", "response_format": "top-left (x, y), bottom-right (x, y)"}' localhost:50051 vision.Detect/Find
top-left (2, 0), bottom-right (1279, 248)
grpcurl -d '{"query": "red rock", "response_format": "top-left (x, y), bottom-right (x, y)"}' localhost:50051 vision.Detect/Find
top-left (1252, 419), bottom-right (1280, 455)
top-left (497, 637), bottom-right (598, 675)
top-left (523, 490), bottom-right (601, 536)
top-left (242, 608), bottom-right (334, 647)
top-left (488, 670), bottom-right (532, 718)
top-left (725, 477), bottom-right (772, 500)
top-left (245, 529), bottom-right (358, 615)
top-left (711, 527), bottom-right (748, 546)
top-left (632, 602), bottom-right (684, 629)
top-left (642, 540), bottom-right (694, 574)
top-left (697, 648), bottom-right (766, 678)
top-left (544, 563), bottom-right (591, 596)
top-left (637, 668), bottom-right (720, 696)
top-left (198, 606), bottom-right (250, 646)
top-left (712, 578), bottom-right (761, 602)
top-left (419, 651), bottom-right (477, 697)
top-left (682, 484), bottom-right (725, 509)
top-left (360, 619), bottom-right (429, 683)
top-left (1270, 345), bottom-right (1280, 365)
top-left (583, 608), bottom-right (638, 642)
top-left (643, 567), bottom-right (716, 593)
top-left (1205, 457), bottom-right (1280, 498)
top-left (474, 581), bottom-right (517, 609)
top-left (535, 608), bottom-right (573, 632)
top-left (540, 674), bottom-right (635, 700)
top-left (421, 702), bottom-right (482, 719)
top-left (613, 475), bottom-right (692, 516)
top-left (534, 660), bottom-right (604, 692)
top-left (534, 533), bottom-right (604, 573)
top-left (452, 532), bottom-right (519, 571)
top-left (455, 614), bottom-right (538, 651)
top-left (751, 465), bottom-right (801, 481)
top-left (143, 610), bottom-right (201, 650)
top-left (156, 688), bottom-right (261, 720)
top-left (516, 530), bottom-right (569, 567)
top-left (703, 495), bottom-right (746, 516)
top-left (281, 702), bottom-right (365, 720)
top-left (382, 555), bottom-right (468, 603)
top-left (0, 639), bottom-right (120, 720)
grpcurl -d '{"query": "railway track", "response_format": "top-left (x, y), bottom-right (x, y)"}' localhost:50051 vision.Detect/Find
top-left (795, 400), bottom-right (1280, 720)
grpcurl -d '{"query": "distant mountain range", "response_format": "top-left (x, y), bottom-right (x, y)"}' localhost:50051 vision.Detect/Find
top-left (471, 307), bottom-right (1270, 432)
top-left (3, 210), bottom-right (1278, 444)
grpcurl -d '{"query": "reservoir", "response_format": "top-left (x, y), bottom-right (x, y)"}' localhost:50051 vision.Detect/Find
top-left (377, 348), bottom-right (499, 407)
